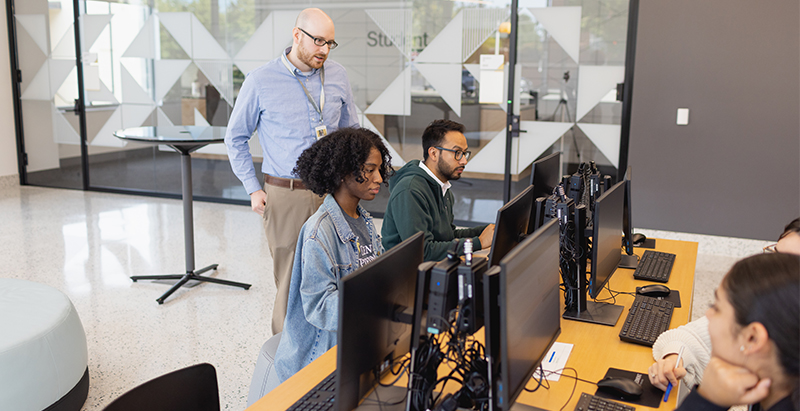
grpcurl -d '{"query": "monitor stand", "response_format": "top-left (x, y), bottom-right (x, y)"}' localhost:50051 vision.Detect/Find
top-left (563, 301), bottom-right (624, 326)
top-left (562, 205), bottom-right (624, 327)
top-left (355, 385), bottom-right (408, 410)
top-left (619, 253), bottom-right (639, 269)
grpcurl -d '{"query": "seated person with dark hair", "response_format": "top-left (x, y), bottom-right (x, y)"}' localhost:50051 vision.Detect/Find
top-left (649, 217), bottom-right (800, 394)
top-left (271, 127), bottom-right (393, 385)
top-left (676, 253), bottom-right (798, 411)
top-left (381, 119), bottom-right (494, 261)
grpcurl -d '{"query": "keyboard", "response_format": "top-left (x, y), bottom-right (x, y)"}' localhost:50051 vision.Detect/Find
top-left (633, 250), bottom-right (676, 282)
top-left (619, 295), bottom-right (674, 346)
top-left (574, 393), bottom-right (635, 411)
top-left (288, 371), bottom-right (336, 411)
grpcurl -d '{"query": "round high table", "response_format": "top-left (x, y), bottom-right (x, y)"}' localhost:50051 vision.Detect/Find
top-left (114, 126), bottom-right (251, 304)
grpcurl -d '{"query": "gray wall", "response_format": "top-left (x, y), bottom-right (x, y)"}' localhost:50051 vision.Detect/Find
top-left (628, 0), bottom-right (800, 241)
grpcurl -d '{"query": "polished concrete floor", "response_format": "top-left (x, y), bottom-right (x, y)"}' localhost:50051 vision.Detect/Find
top-left (0, 181), bottom-right (772, 410)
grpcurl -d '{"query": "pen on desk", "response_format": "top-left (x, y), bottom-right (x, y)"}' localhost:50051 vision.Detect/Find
top-left (663, 346), bottom-right (686, 402)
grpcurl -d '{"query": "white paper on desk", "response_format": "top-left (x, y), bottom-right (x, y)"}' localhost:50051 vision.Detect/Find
top-left (533, 342), bottom-right (573, 381)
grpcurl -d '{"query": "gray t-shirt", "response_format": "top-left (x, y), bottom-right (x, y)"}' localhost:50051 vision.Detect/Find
top-left (342, 209), bottom-right (377, 268)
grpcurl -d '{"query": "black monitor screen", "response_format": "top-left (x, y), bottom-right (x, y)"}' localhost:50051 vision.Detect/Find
top-left (622, 166), bottom-right (633, 255)
top-left (336, 232), bottom-right (424, 410)
top-left (497, 218), bottom-right (561, 409)
top-left (489, 185), bottom-right (534, 267)
top-left (590, 181), bottom-right (625, 298)
top-left (530, 151), bottom-right (561, 201)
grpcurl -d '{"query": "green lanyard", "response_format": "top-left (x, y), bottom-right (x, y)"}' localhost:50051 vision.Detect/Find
top-left (281, 52), bottom-right (325, 123)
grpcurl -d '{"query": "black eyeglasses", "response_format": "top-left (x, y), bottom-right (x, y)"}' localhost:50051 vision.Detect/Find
top-left (435, 146), bottom-right (471, 161)
top-left (298, 28), bottom-right (338, 50)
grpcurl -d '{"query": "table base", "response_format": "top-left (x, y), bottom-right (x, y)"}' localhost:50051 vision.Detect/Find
top-left (131, 264), bottom-right (251, 304)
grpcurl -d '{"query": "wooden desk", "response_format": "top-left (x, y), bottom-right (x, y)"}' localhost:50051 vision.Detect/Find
top-left (517, 238), bottom-right (697, 410)
top-left (249, 239), bottom-right (698, 411)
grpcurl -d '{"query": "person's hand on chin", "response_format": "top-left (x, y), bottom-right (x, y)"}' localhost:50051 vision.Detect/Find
top-left (696, 357), bottom-right (771, 407)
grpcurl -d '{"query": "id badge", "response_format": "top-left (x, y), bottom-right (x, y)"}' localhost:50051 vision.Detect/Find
top-left (315, 125), bottom-right (328, 139)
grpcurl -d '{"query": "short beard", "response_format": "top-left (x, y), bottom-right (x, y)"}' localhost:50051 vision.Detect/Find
top-left (437, 157), bottom-right (461, 181)
top-left (297, 42), bottom-right (326, 69)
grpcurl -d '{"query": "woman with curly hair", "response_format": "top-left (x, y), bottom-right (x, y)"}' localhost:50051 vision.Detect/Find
top-left (267, 127), bottom-right (392, 387)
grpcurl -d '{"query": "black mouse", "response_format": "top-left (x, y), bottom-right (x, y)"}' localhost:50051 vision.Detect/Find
top-left (632, 233), bottom-right (647, 246)
top-left (596, 377), bottom-right (643, 399)
top-left (637, 284), bottom-right (671, 297)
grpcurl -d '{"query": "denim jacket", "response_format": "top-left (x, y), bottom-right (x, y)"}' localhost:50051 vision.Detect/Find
top-left (273, 194), bottom-right (383, 382)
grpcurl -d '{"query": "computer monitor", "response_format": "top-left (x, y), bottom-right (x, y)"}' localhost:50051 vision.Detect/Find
top-left (336, 232), bottom-right (424, 410)
top-left (589, 180), bottom-right (625, 299)
top-left (484, 218), bottom-right (561, 411)
top-left (558, 180), bottom-right (626, 327)
top-left (488, 185), bottom-right (535, 267)
top-left (528, 152), bottom-right (561, 233)
top-left (530, 151), bottom-right (561, 200)
top-left (619, 166), bottom-right (638, 268)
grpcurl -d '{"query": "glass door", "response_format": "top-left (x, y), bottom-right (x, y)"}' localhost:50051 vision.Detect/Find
top-left (14, 0), bottom-right (88, 189)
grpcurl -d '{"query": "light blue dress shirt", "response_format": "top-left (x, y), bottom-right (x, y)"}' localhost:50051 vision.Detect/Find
top-left (225, 48), bottom-right (359, 194)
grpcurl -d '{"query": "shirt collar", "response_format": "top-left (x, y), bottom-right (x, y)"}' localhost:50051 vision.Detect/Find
top-left (283, 47), bottom-right (318, 76)
top-left (419, 162), bottom-right (451, 197)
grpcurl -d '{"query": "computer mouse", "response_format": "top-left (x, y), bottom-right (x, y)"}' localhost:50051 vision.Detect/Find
top-left (596, 377), bottom-right (643, 399)
top-left (632, 233), bottom-right (647, 246)
top-left (637, 284), bottom-right (671, 298)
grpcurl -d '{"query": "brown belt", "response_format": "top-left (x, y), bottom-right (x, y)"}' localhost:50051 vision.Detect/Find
top-left (264, 174), bottom-right (307, 190)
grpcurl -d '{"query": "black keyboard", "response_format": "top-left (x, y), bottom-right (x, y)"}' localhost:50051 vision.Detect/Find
top-left (288, 371), bottom-right (336, 411)
top-left (633, 250), bottom-right (676, 282)
top-left (619, 295), bottom-right (674, 346)
top-left (574, 393), bottom-right (635, 411)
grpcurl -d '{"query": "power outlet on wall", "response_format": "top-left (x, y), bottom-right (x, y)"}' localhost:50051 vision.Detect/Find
top-left (676, 108), bottom-right (690, 125)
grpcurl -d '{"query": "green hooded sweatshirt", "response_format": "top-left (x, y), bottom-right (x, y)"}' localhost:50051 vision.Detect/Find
top-left (381, 160), bottom-right (487, 261)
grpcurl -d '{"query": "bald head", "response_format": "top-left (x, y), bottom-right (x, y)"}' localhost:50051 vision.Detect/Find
top-left (287, 8), bottom-right (336, 71)
top-left (295, 8), bottom-right (334, 30)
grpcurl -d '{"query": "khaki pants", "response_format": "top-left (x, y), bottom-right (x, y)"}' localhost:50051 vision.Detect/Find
top-left (263, 182), bottom-right (323, 334)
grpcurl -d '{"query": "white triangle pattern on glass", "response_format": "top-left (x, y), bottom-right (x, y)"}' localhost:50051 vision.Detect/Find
top-left (461, 8), bottom-right (510, 62)
top-left (415, 11), bottom-right (462, 64)
top-left (364, 66), bottom-right (411, 116)
top-left (365, 9), bottom-right (413, 58)
top-left (576, 123), bottom-right (621, 168)
top-left (15, 14), bottom-right (48, 54)
top-left (528, 7), bottom-right (582, 64)
top-left (575, 65), bottom-right (624, 122)
top-left (414, 62), bottom-right (462, 117)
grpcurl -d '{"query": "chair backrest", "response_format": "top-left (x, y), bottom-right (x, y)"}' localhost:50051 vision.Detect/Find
top-left (103, 363), bottom-right (220, 411)
top-left (247, 332), bottom-right (282, 406)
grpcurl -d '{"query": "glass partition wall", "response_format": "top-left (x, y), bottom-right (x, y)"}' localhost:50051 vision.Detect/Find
top-left (10, 0), bottom-right (632, 225)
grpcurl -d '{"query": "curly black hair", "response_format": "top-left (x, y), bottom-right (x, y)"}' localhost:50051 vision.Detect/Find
top-left (293, 127), bottom-right (393, 196)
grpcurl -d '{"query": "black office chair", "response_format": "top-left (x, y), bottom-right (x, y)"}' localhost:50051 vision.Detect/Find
top-left (103, 363), bottom-right (220, 411)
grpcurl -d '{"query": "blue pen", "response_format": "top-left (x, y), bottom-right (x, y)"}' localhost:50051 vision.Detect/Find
top-left (663, 346), bottom-right (686, 402)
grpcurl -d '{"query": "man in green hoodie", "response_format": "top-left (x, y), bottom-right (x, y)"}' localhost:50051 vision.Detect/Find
top-left (382, 119), bottom-right (494, 261)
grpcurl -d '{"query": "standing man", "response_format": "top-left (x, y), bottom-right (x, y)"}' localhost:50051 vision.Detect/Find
top-left (382, 119), bottom-right (494, 261)
top-left (225, 8), bottom-right (358, 334)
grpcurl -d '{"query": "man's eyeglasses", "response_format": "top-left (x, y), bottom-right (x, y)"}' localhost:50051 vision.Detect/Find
top-left (763, 243), bottom-right (778, 253)
top-left (298, 28), bottom-right (338, 50)
top-left (435, 146), bottom-right (471, 161)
